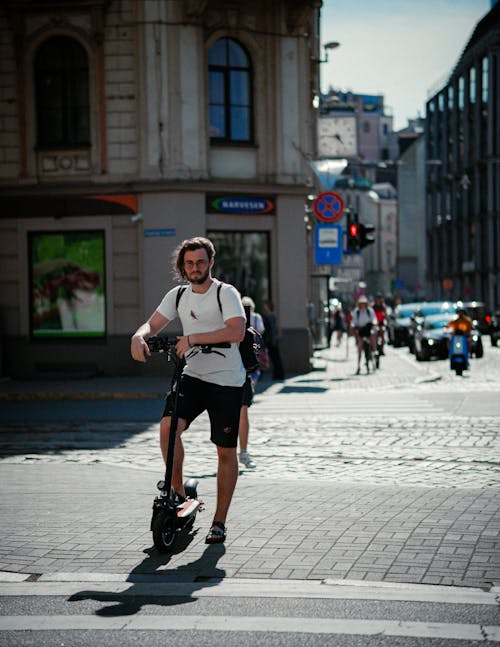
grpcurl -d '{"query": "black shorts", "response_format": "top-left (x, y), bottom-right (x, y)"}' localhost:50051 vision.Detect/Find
top-left (241, 375), bottom-right (254, 407)
top-left (162, 375), bottom-right (244, 448)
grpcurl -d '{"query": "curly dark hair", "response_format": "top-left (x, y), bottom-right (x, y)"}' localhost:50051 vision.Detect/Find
top-left (172, 236), bottom-right (216, 281)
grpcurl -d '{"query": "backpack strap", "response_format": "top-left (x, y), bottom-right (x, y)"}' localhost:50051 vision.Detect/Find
top-left (175, 286), bottom-right (187, 311)
top-left (216, 283), bottom-right (223, 313)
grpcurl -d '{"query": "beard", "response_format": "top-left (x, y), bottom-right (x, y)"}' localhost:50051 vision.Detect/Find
top-left (186, 267), bottom-right (210, 285)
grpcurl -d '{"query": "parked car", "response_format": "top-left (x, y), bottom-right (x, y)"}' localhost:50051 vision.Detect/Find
top-left (488, 310), bottom-right (500, 347)
top-left (408, 301), bottom-right (456, 354)
top-left (414, 313), bottom-right (484, 361)
top-left (387, 302), bottom-right (420, 347)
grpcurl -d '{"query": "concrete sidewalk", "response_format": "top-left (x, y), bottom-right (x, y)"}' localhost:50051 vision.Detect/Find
top-left (0, 338), bottom-right (431, 402)
top-left (0, 375), bottom-right (169, 401)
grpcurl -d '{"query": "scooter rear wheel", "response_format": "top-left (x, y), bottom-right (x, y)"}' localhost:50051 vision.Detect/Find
top-left (152, 511), bottom-right (177, 552)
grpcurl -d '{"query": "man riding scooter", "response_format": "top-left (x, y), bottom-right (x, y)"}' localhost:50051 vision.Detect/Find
top-left (447, 307), bottom-right (473, 339)
top-left (447, 307), bottom-right (473, 375)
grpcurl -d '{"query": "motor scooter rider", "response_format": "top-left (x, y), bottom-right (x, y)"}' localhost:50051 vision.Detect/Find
top-left (447, 307), bottom-right (473, 343)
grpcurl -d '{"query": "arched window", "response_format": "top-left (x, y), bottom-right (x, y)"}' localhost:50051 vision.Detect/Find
top-left (34, 36), bottom-right (90, 148)
top-left (208, 38), bottom-right (253, 144)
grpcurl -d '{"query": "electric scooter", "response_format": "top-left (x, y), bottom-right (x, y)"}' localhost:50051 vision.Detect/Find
top-left (146, 336), bottom-right (229, 552)
top-left (449, 334), bottom-right (469, 376)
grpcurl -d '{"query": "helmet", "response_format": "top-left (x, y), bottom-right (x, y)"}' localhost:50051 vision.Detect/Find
top-left (357, 295), bottom-right (368, 305)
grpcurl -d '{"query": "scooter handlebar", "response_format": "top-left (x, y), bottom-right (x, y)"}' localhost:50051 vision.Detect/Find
top-left (146, 336), bottom-right (231, 353)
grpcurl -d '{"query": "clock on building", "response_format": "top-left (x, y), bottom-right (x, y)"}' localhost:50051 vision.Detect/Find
top-left (318, 116), bottom-right (357, 157)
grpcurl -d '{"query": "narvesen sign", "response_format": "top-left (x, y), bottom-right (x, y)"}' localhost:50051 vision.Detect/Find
top-left (206, 195), bottom-right (275, 215)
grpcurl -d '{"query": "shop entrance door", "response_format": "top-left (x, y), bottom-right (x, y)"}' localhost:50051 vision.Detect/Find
top-left (207, 231), bottom-right (270, 312)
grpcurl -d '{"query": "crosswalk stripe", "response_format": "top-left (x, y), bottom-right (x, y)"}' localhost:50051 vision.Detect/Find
top-left (0, 614), bottom-right (498, 640)
top-left (0, 578), bottom-right (496, 605)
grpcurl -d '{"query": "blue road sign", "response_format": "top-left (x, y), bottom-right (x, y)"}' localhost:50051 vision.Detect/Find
top-left (314, 224), bottom-right (343, 265)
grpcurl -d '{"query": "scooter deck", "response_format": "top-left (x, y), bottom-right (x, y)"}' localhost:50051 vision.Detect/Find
top-left (176, 499), bottom-right (202, 518)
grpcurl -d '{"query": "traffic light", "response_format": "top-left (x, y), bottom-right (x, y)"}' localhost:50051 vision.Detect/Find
top-left (359, 223), bottom-right (375, 249)
top-left (346, 212), bottom-right (360, 252)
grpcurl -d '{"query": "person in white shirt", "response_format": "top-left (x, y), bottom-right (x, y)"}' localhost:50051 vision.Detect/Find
top-left (351, 295), bottom-right (378, 375)
top-left (131, 237), bottom-right (246, 544)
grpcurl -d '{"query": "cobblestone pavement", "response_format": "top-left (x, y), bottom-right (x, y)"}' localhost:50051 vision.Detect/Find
top-left (1, 342), bottom-right (499, 489)
top-left (0, 341), bottom-right (498, 587)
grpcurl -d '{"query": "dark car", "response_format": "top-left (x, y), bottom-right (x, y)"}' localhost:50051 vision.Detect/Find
top-left (456, 301), bottom-right (490, 334)
top-left (387, 302), bottom-right (420, 347)
top-left (414, 314), bottom-right (454, 361)
top-left (489, 310), bottom-right (500, 347)
top-left (408, 301), bottom-right (456, 354)
top-left (414, 313), bottom-right (484, 361)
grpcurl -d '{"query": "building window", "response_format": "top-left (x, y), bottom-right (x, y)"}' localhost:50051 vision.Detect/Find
top-left (482, 57), bottom-right (488, 103)
top-left (458, 76), bottom-right (465, 111)
top-left (34, 36), bottom-right (90, 148)
top-left (208, 38), bottom-right (253, 144)
top-left (29, 230), bottom-right (106, 339)
top-left (448, 86), bottom-right (454, 110)
top-left (469, 67), bottom-right (476, 104)
top-left (362, 121), bottom-right (370, 133)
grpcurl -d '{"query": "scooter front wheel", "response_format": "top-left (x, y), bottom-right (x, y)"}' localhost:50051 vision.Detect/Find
top-left (152, 511), bottom-right (177, 552)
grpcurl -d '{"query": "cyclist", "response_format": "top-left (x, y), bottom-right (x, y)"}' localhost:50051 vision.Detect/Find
top-left (351, 295), bottom-right (377, 374)
top-left (130, 237), bottom-right (246, 544)
top-left (373, 293), bottom-right (387, 355)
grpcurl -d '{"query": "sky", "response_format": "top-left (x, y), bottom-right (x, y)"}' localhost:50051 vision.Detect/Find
top-left (320, 0), bottom-right (491, 130)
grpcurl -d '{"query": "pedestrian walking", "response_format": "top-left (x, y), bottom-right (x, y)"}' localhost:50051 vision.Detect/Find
top-left (130, 236), bottom-right (246, 544)
top-left (238, 296), bottom-right (264, 469)
top-left (262, 300), bottom-right (285, 380)
top-left (329, 300), bottom-right (346, 347)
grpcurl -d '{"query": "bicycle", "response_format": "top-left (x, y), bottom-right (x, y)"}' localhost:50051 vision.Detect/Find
top-left (356, 325), bottom-right (378, 374)
top-left (146, 335), bottom-right (230, 552)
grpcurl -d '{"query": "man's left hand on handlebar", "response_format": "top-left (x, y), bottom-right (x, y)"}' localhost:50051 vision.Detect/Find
top-left (176, 335), bottom-right (192, 358)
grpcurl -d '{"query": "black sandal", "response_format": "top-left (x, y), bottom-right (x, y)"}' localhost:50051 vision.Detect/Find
top-left (205, 520), bottom-right (226, 544)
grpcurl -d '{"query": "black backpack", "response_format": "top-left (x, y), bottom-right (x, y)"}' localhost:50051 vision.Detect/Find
top-left (175, 283), bottom-right (263, 373)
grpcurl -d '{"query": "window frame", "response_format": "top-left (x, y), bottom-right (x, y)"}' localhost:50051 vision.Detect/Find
top-left (34, 35), bottom-right (91, 149)
top-left (208, 37), bottom-right (254, 146)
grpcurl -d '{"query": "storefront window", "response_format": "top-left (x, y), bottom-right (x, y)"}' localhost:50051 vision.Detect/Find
top-left (207, 231), bottom-right (269, 311)
top-left (29, 230), bottom-right (106, 338)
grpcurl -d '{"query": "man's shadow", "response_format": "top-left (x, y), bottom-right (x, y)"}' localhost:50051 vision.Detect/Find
top-left (69, 532), bottom-right (226, 617)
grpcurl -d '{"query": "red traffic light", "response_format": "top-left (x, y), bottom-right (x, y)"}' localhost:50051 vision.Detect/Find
top-left (349, 223), bottom-right (358, 237)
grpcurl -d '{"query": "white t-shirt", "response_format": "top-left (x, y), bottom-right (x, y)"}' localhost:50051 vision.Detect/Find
top-left (156, 279), bottom-right (246, 387)
top-left (352, 306), bottom-right (377, 329)
top-left (250, 312), bottom-right (265, 334)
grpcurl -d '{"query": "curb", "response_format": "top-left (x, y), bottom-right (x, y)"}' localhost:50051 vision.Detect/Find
top-left (0, 392), bottom-right (164, 402)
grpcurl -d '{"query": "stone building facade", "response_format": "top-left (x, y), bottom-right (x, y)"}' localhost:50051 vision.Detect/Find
top-left (0, 0), bottom-right (321, 378)
top-left (425, 3), bottom-right (499, 310)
